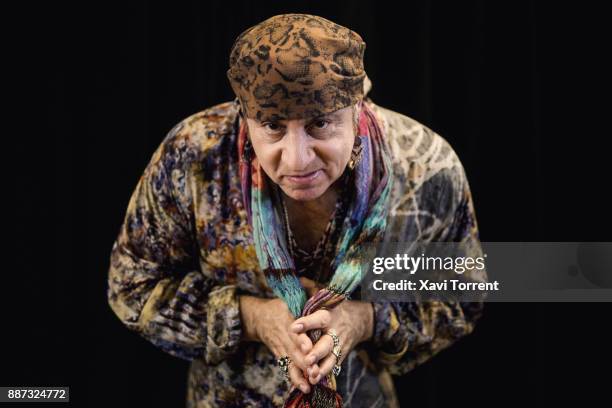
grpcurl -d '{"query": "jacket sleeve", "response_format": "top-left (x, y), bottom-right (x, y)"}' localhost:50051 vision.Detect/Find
top-left (107, 129), bottom-right (242, 364)
top-left (370, 155), bottom-right (486, 376)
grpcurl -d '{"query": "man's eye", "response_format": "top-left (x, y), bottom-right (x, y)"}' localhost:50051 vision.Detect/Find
top-left (312, 120), bottom-right (329, 129)
top-left (263, 122), bottom-right (282, 132)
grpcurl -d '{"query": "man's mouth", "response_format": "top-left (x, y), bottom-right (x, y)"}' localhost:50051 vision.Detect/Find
top-left (285, 169), bottom-right (322, 185)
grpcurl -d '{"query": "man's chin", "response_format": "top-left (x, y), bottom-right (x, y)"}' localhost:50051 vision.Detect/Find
top-left (282, 185), bottom-right (326, 202)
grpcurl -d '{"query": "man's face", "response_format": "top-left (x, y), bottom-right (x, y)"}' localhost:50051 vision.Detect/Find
top-left (246, 103), bottom-right (359, 202)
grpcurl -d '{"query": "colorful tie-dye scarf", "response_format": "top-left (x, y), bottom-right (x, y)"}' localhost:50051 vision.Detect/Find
top-left (237, 101), bottom-right (394, 408)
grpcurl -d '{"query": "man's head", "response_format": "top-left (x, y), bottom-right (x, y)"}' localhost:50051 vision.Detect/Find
top-left (227, 13), bottom-right (368, 201)
top-left (245, 100), bottom-right (362, 202)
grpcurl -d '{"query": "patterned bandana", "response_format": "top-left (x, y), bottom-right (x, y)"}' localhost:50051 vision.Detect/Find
top-left (227, 13), bottom-right (367, 123)
top-left (237, 101), bottom-right (394, 408)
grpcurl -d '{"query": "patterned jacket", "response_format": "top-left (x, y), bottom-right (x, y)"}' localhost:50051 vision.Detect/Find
top-left (107, 90), bottom-right (486, 407)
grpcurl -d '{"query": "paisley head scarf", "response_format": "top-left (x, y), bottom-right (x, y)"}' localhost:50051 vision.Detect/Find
top-left (230, 13), bottom-right (394, 408)
top-left (227, 13), bottom-right (367, 123)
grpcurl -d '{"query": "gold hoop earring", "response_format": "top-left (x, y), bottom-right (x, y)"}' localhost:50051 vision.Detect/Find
top-left (348, 137), bottom-right (363, 170)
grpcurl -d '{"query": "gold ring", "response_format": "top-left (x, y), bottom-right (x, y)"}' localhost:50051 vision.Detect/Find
top-left (332, 345), bottom-right (342, 362)
top-left (325, 329), bottom-right (340, 348)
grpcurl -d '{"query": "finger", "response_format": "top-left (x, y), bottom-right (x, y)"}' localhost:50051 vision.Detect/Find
top-left (285, 331), bottom-right (311, 369)
top-left (291, 309), bottom-right (331, 333)
top-left (317, 352), bottom-right (338, 380)
top-left (287, 325), bottom-right (313, 354)
top-left (304, 332), bottom-right (334, 366)
top-left (307, 363), bottom-right (321, 384)
top-left (289, 363), bottom-right (310, 394)
top-left (295, 332), bottom-right (313, 354)
top-left (287, 349), bottom-right (310, 372)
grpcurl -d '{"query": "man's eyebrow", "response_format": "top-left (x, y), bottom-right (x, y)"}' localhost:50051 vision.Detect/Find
top-left (257, 111), bottom-right (340, 125)
top-left (258, 119), bottom-right (286, 125)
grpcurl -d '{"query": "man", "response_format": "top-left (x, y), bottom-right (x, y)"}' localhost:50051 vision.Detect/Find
top-left (108, 13), bottom-right (485, 407)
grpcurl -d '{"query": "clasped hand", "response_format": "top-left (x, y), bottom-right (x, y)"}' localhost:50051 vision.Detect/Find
top-left (244, 277), bottom-right (373, 394)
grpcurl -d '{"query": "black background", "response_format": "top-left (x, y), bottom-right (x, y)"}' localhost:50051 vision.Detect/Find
top-left (6, 1), bottom-right (611, 407)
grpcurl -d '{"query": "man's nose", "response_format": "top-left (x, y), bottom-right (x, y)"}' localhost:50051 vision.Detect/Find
top-left (283, 128), bottom-right (314, 171)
